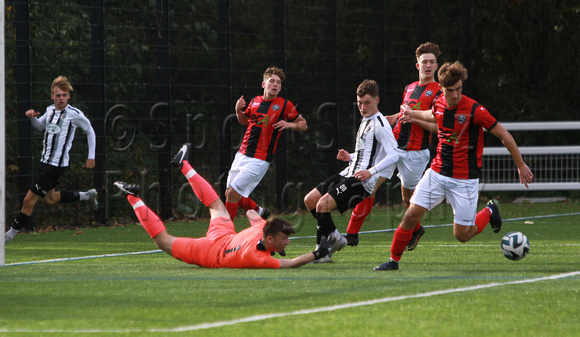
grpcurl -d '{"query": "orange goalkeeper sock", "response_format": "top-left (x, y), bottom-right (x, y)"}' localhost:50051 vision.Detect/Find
top-left (127, 195), bottom-right (166, 238)
top-left (181, 160), bottom-right (219, 207)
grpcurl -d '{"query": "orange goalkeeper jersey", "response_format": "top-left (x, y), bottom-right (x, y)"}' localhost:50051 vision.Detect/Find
top-left (172, 216), bottom-right (280, 269)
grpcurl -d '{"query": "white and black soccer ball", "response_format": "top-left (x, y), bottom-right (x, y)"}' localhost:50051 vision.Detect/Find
top-left (500, 231), bottom-right (530, 261)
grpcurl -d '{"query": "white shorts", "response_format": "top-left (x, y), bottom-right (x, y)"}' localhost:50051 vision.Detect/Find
top-left (410, 169), bottom-right (479, 226)
top-left (391, 148), bottom-right (430, 190)
top-left (226, 152), bottom-right (270, 198)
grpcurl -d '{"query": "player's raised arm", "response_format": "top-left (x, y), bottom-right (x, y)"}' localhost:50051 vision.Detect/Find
top-left (235, 95), bottom-right (249, 125)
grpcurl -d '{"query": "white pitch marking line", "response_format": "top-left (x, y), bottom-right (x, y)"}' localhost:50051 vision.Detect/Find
top-left (156, 271), bottom-right (580, 333)
top-left (2, 250), bottom-right (162, 266)
top-left (0, 271), bottom-right (578, 334)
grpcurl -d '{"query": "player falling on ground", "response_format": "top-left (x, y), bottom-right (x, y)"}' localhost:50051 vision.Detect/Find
top-left (226, 67), bottom-right (307, 221)
top-left (344, 42), bottom-right (442, 249)
top-left (114, 143), bottom-right (330, 269)
top-left (374, 61), bottom-right (534, 271)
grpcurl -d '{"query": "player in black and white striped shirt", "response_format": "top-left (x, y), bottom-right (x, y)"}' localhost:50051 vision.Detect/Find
top-left (304, 79), bottom-right (400, 261)
top-left (5, 76), bottom-right (98, 242)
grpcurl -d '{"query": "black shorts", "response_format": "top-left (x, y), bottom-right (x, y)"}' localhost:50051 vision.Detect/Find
top-left (315, 174), bottom-right (369, 214)
top-left (31, 163), bottom-right (66, 197)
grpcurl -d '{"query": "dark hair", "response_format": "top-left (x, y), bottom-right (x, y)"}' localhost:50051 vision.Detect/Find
top-left (263, 217), bottom-right (295, 237)
top-left (356, 79), bottom-right (379, 98)
top-left (263, 66), bottom-right (286, 82)
top-left (437, 61), bottom-right (468, 88)
top-left (415, 42), bottom-right (441, 60)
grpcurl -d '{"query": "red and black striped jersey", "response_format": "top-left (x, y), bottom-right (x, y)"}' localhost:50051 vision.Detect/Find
top-left (430, 94), bottom-right (498, 179)
top-left (239, 96), bottom-right (299, 162)
top-left (392, 81), bottom-right (441, 151)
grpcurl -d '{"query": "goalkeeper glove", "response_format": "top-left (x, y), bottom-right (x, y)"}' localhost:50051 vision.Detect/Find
top-left (312, 236), bottom-right (331, 260)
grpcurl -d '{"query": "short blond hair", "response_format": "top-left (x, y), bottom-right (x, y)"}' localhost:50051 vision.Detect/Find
top-left (51, 76), bottom-right (73, 93)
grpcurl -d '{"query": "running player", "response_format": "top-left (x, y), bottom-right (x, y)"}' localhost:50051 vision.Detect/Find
top-left (5, 76), bottom-right (98, 242)
top-left (345, 42), bottom-right (441, 249)
top-left (374, 61), bottom-right (534, 271)
top-left (304, 79), bottom-right (399, 262)
top-left (115, 143), bottom-right (330, 269)
top-left (226, 67), bottom-right (307, 221)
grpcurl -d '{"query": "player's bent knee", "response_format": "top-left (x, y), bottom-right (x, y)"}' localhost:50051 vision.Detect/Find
top-left (453, 223), bottom-right (477, 243)
top-left (41, 196), bottom-right (58, 206)
top-left (23, 198), bottom-right (38, 209)
top-left (152, 232), bottom-right (176, 255)
top-left (453, 231), bottom-right (472, 243)
top-left (303, 190), bottom-right (320, 210)
top-left (225, 188), bottom-right (241, 202)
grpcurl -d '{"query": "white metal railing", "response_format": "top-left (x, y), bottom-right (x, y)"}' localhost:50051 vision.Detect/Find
top-left (479, 121), bottom-right (580, 191)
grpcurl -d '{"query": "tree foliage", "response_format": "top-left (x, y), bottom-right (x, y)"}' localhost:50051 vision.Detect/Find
top-left (4, 0), bottom-right (579, 226)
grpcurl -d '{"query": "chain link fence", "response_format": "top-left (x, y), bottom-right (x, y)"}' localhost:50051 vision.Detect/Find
top-left (4, 0), bottom-right (578, 230)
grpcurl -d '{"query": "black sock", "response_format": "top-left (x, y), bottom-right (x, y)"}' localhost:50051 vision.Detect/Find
top-left (59, 190), bottom-right (80, 203)
top-left (310, 209), bottom-right (321, 244)
top-left (310, 209), bottom-right (317, 219)
top-left (13, 212), bottom-right (31, 230)
top-left (316, 212), bottom-right (336, 244)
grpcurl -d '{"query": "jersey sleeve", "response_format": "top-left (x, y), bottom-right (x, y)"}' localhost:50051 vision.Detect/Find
top-left (373, 147), bottom-right (400, 175)
top-left (284, 100), bottom-right (299, 122)
top-left (370, 116), bottom-right (399, 173)
top-left (30, 116), bottom-right (46, 131)
top-left (474, 105), bottom-right (497, 131)
top-left (376, 116), bottom-right (397, 152)
top-left (30, 108), bottom-right (49, 131)
top-left (72, 112), bottom-right (97, 160)
top-left (244, 97), bottom-right (256, 118)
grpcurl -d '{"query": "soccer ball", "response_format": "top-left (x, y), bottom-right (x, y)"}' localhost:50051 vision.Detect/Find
top-left (500, 231), bottom-right (530, 261)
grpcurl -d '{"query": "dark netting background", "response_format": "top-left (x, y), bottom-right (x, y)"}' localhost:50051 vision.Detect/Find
top-left (4, 0), bottom-right (579, 230)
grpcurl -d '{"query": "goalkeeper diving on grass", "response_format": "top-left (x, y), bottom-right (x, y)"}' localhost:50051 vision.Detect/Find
top-left (114, 143), bottom-right (331, 268)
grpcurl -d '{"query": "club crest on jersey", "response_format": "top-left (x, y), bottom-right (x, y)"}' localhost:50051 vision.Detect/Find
top-left (45, 123), bottom-right (62, 134)
top-left (457, 115), bottom-right (467, 124)
top-left (425, 90), bottom-right (433, 97)
top-left (272, 104), bottom-right (280, 111)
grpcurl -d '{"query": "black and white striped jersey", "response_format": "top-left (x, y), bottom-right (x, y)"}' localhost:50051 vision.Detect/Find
top-left (30, 104), bottom-right (96, 167)
top-left (340, 112), bottom-right (397, 193)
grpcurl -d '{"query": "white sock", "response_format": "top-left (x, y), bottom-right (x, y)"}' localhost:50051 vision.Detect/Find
top-left (330, 229), bottom-right (341, 240)
top-left (79, 191), bottom-right (89, 201)
top-left (5, 227), bottom-right (20, 242)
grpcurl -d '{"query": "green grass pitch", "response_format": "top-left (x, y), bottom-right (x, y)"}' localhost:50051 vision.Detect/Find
top-left (1, 201), bottom-right (579, 336)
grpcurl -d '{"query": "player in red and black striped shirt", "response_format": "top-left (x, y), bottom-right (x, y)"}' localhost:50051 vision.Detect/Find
top-left (345, 42), bottom-right (441, 248)
top-left (375, 61), bottom-right (534, 271)
top-left (225, 67), bottom-right (307, 222)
